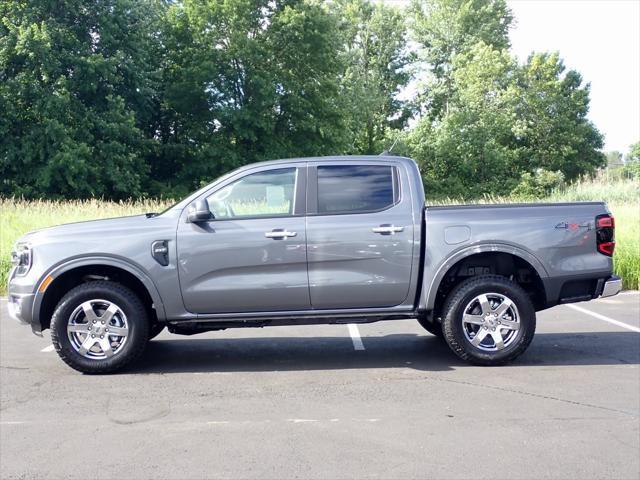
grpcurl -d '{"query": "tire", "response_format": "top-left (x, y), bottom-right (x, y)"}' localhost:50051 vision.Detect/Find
top-left (441, 275), bottom-right (536, 365)
top-left (50, 281), bottom-right (150, 374)
top-left (417, 316), bottom-right (443, 338)
top-left (148, 322), bottom-right (166, 341)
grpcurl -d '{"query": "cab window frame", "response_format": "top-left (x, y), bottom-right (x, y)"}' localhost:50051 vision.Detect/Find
top-left (193, 165), bottom-right (307, 222)
top-left (307, 163), bottom-right (401, 216)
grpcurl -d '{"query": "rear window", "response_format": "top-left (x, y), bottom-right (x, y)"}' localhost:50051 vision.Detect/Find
top-left (317, 165), bottom-right (398, 215)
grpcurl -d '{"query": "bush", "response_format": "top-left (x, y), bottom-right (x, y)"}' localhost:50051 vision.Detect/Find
top-left (512, 169), bottom-right (565, 199)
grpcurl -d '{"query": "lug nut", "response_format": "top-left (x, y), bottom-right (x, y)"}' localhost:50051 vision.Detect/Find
top-left (100, 335), bottom-right (104, 339)
top-left (101, 320), bottom-right (105, 324)
top-left (93, 320), bottom-right (97, 324)
top-left (105, 328), bottom-right (109, 332)
top-left (92, 334), bottom-right (95, 338)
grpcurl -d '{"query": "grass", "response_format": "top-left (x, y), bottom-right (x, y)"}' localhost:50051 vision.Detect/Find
top-left (1, 177), bottom-right (638, 293)
top-left (0, 198), bottom-right (172, 292)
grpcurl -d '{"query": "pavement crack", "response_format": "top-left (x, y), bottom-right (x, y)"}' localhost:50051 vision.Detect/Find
top-left (106, 395), bottom-right (171, 425)
top-left (422, 375), bottom-right (639, 418)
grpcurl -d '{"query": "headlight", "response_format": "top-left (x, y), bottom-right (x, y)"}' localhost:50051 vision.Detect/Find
top-left (10, 243), bottom-right (32, 276)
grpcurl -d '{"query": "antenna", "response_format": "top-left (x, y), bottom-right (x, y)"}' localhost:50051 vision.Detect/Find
top-left (379, 135), bottom-right (400, 156)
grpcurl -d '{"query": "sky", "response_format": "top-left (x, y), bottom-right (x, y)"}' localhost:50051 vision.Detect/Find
top-left (508, 0), bottom-right (639, 153)
top-left (383, 0), bottom-right (640, 153)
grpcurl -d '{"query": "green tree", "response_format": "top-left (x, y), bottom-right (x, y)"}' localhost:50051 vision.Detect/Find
top-left (155, 0), bottom-right (350, 196)
top-left (622, 141), bottom-right (640, 179)
top-left (331, 0), bottom-right (413, 154)
top-left (625, 142), bottom-right (640, 163)
top-left (411, 0), bottom-right (513, 120)
top-left (406, 43), bottom-right (605, 197)
top-left (514, 53), bottom-right (604, 180)
top-left (0, 0), bottom-right (164, 199)
top-left (407, 43), bottom-right (520, 197)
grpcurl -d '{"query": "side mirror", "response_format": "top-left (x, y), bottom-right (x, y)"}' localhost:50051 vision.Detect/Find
top-left (187, 199), bottom-right (213, 223)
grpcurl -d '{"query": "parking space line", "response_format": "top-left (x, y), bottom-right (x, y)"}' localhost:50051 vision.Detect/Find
top-left (565, 304), bottom-right (640, 333)
top-left (40, 344), bottom-right (55, 353)
top-left (347, 324), bottom-right (365, 350)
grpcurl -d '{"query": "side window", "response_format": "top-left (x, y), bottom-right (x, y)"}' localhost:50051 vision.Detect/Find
top-left (207, 168), bottom-right (296, 219)
top-left (317, 165), bottom-right (398, 215)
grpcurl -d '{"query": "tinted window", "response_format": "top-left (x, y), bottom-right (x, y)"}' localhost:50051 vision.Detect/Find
top-left (317, 165), bottom-right (397, 214)
top-left (207, 168), bottom-right (296, 219)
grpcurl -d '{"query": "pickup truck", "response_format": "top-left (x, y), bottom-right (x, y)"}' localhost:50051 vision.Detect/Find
top-left (7, 155), bottom-right (622, 373)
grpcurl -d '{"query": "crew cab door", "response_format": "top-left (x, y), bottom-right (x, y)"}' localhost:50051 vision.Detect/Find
top-left (177, 164), bottom-right (310, 314)
top-left (306, 162), bottom-right (415, 309)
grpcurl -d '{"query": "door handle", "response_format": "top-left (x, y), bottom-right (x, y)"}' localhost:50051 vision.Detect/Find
top-left (265, 229), bottom-right (297, 239)
top-left (372, 225), bottom-right (404, 235)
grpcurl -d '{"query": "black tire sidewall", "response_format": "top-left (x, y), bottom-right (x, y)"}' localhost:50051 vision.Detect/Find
top-left (442, 276), bottom-right (536, 365)
top-left (50, 282), bottom-right (149, 374)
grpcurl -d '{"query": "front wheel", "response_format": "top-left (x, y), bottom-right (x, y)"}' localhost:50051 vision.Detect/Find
top-left (441, 275), bottom-right (536, 365)
top-left (50, 281), bottom-right (150, 374)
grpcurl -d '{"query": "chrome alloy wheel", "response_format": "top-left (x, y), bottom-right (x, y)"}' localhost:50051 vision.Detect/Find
top-left (462, 293), bottom-right (520, 352)
top-left (67, 300), bottom-right (129, 359)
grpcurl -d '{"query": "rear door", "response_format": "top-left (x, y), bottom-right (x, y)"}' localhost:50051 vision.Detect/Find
top-left (177, 164), bottom-right (310, 314)
top-left (306, 162), bottom-right (415, 309)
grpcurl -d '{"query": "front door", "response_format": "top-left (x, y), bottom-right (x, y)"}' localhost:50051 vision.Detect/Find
top-left (177, 166), bottom-right (310, 314)
top-left (306, 163), bottom-right (415, 309)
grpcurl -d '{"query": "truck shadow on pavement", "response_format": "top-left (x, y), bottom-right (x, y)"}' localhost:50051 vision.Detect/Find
top-left (129, 331), bottom-right (640, 374)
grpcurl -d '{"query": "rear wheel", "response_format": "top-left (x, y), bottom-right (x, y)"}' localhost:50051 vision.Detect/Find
top-left (50, 281), bottom-right (149, 374)
top-left (441, 275), bottom-right (536, 365)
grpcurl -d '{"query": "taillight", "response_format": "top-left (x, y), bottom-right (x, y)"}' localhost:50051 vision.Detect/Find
top-left (596, 214), bottom-right (615, 256)
top-left (597, 216), bottom-right (615, 229)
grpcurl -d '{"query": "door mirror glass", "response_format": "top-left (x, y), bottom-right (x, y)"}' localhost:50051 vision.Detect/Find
top-left (187, 199), bottom-right (213, 223)
top-left (207, 168), bottom-right (296, 219)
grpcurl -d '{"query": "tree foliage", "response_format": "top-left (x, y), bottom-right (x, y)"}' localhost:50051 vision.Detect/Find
top-left (406, 0), bottom-right (604, 198)
top-left (332, 0), bottom-right (413, 154)
top-left (0, 0), bottom-right (608, 200)
top-left (0, 0), bottom-right (163, 199)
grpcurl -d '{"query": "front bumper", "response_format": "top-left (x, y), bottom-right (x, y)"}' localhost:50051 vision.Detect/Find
top-left (600, 275), bottom-right (622, 298)
top-left (6, 293), bottom-right (35, 326)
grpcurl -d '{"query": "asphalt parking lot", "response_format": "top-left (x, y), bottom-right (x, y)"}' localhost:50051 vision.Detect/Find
top-left (1, 293), bottom-right (639, 480)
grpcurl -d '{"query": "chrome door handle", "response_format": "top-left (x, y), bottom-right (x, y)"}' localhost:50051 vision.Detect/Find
top-left (372, 225), bottom-right (404, 235)
top-left (265, 229), bottom-right (297, 239)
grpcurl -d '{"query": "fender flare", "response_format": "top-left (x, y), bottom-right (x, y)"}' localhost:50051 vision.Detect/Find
top-left (32, 256), bottom-right (167, 326)
top-left (424, 243), bottom-right (549, 310)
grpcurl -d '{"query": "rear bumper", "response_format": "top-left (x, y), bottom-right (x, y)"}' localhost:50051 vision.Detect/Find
top-left (600, 275), bottom-right (622, 298)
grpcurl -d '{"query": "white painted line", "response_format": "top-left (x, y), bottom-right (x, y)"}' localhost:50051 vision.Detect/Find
top-left (0, 421), bottom-right (25, 425)
top-left (347, 324), bottom-right (365, 350)
top-left (288, 419), bottom-right (317, 423)
top-left (565, 304), bottom-right (640, 333)
top-left (40, 344), bottom-right (55, 353)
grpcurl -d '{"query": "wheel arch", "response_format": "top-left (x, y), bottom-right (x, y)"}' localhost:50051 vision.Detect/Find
top-left (33, 257), bottom-right (166, 332)
top-left (424, 244), bottom-right (549, 316)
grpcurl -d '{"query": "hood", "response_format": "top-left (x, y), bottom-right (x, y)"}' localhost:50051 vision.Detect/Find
top-left (19, 215), bottom-right (152, 245)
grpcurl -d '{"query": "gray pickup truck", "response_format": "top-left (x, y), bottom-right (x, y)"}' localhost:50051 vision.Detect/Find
top-left (8, 156), bottom-right (621, 373)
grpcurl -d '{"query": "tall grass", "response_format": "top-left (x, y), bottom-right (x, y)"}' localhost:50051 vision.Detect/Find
top-left (0, 198), bottom-right (172, 291)
top-left (1, 176), bottom-right (638, 293)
